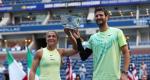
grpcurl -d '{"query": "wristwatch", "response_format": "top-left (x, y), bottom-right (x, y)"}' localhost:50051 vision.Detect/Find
top-left (121, 70), bottom-right (128, 75)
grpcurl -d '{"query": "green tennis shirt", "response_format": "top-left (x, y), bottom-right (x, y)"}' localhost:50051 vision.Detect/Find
top-left (87, 27), bottom-right (127, 80)
top-left (39, 48), bottom-right (61, 80)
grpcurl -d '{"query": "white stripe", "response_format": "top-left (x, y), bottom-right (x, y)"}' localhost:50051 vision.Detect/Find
top-left (9, 60), bottom-right (26, 80)
top-left (128, 71), bottom-right (133, 80)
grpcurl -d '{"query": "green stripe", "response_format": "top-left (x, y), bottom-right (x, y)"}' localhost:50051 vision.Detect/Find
top-left (27, 47), bottom-right (33, 68)
top-left (6, 49), bottom-right (14, 65)
top-left (27, 47), bottom-right (40, 76)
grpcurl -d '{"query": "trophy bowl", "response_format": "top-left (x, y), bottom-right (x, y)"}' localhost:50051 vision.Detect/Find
top-left (61, 15), bottom-right (81, 30)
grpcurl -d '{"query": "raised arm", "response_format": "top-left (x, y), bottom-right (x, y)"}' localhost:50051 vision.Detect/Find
top-left (62, 28), bottom-right (78, 56)
top-left (76, 38), bottom-right (92, 61)
top-left (64, 28), bottom-right (78, 50)
top-left (64, 28), bottom-right (92, 60)
top-left (29, 49), bottom-right (42, 80)
top-left (71, 29), bottom-right (92, 61)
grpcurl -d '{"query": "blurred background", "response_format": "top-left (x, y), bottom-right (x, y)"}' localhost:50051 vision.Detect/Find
top-left (0, 0), bottom-right (150, 80)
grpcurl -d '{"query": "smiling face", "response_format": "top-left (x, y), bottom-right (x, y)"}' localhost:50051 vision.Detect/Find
top-left (46, 31), bottom-right (58, 47)
top-left (94, 7), bottom-right (109, 27)
top-left (95, 11), bottom-right (109, 27)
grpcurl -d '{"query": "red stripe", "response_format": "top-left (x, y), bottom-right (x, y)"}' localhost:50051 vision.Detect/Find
top-left (23, 75), bottom-right (27, 80)
top-left (128, 76), bottom-right (132, 80)
top-left (66, 57), bottom-right (73, 80)
top-left (128, 63), bottom-right (138, 80)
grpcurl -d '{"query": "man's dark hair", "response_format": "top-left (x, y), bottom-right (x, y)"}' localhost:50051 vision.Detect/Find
top-left (95, 7), bottom-right (109, 16)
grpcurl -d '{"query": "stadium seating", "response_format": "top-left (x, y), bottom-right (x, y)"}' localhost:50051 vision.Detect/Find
top-left (60, 54), bottom-right (150, 80)
top-left (1, 14), bottom-right (149, 28)
top-left (0, 73), bottom-right (5, 80)
top-left (1, 47), bottom-right (150, 79)
top-left (1, 53), bottom-right (150, 79)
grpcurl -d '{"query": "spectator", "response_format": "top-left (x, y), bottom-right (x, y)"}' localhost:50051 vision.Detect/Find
top-left (0, 64), bottom-right (6, 73)
top-left (0, 64), bottom-right (6, 80)
top-left (141, 61), bottom-right (148, 80)
top-left (75, 74), bottom-right (81, 80)
top-left (79, 63), bottom-right (86, 80)
top-left (73, 72), bottom-right (76, 80)
top-left (14, 44), bottom-right (21, 51)
top-left (4, 70), bottom-right (9, 80)
top-left (139, 66), bottom-right (143, 80)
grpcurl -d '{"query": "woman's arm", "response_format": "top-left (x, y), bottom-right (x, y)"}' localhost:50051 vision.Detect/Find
top-left (29, 49), bottom-right (42, 80)
top-left (62, 28), bottom-right (78, 56)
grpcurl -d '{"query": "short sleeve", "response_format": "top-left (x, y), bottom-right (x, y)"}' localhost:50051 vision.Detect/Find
top-left (82, 41), bottom-right (90, 49)
top-left (117, 29), bottom-right (127, 47)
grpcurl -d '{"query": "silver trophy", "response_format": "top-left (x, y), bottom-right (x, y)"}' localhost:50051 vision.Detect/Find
top-left (61, 15), bottom-right (81, 30)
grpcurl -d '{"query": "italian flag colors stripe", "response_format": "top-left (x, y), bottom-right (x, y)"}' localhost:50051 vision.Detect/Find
top-left (27, 47), bottom-right (40, 80)
top-left (6, 49), bottom-right (27, 80)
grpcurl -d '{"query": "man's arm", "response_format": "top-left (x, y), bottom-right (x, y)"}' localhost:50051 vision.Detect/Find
top-left (64, 28), bottom-right (92, 60)
top-left (76, 38), bottom-right (92, 61)
top-left (71, 29), bottom-right (92, 61)
top-left (121, 45), bottom-right (130, 72)
top-left (120, 45), bottom-right (130, 80)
